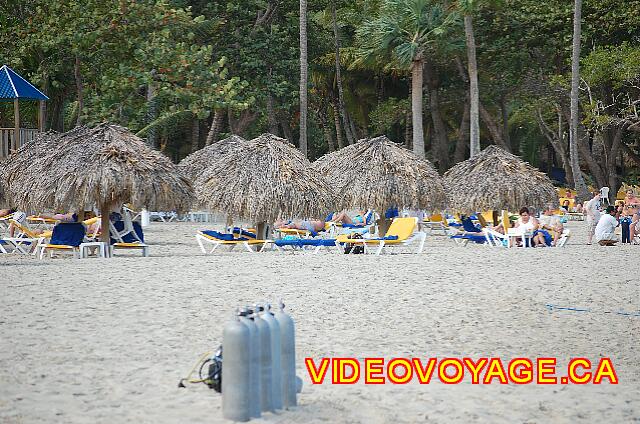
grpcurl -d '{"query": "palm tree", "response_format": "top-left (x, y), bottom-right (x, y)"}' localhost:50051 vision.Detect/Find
top-left (458, 0), bottom-right (480, 157)
top-left (299, 0), bottom-right (309, 157)
top-left (354, 0), bottom-right (456, 159)
top-left (569, 0), bottom-right (590, 200)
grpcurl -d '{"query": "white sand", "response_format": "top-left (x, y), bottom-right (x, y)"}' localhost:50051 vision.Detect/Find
top-left (1, 220), bottom-right (638, 423)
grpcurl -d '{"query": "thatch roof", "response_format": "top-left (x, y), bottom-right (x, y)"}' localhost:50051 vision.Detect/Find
top-left (178, 135), bottom-right (246, 181)
top-left (313, 135), bottom-right (448, 212)
top-left (4, 123), bottom-right (193, 212)
top-left (195, 133), bottom-right (336, 223)
top-left (444, 145), bottom-right (557, 213)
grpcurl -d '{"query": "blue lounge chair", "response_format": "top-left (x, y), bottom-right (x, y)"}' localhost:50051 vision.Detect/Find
top-left (36, 223), bottom-right (86, 258)
top-left (449, 217), bottom-right (488, 246)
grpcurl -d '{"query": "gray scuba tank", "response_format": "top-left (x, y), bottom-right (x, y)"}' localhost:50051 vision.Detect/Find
top-left (261, 303), bottom-right (283, 410)
top-left (222, 311), bottom-right (251, 422)
top-left (253, 304), bottom-right (274, 412)
top-left (238, 307), bottom-right (261, 419)
top-left (274, 300), bottom-right (297, 408)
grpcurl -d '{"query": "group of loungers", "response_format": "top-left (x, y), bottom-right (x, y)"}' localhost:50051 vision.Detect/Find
top-left (0, 211), bottom-right (149, 258)
top-left (196, 216), bottom-right (427, 255)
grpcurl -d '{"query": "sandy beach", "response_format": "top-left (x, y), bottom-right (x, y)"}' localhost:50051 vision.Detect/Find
top-left (1, 220), bottom-right (638, 423)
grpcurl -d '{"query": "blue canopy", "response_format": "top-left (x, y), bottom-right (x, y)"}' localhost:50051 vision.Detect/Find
top-left (0, 65), bottom-right (49, 100)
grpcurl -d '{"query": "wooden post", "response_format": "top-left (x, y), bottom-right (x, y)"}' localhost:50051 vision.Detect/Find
top-left (100, 203), bottom-right (112, 256)
top-left (13, 98), bottom-right (19, 151)
top-left (377, 217), bottom-right (391, 237)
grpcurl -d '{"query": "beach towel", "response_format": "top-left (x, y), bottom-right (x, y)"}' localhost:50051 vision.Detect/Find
top-left (49, 223), bottom-right (85, 247)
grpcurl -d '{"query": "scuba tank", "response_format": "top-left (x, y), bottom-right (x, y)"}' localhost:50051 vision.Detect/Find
top-left (239, 307), bottom-right (261, 419)
top-left (221, 311), bottom-right (251, 422)
top-left (253, 304), bottom-right (274, 412)
top-left (274, 300), bottom-right (297, 408)
top-left (261, 303), bottom-right (283, 410)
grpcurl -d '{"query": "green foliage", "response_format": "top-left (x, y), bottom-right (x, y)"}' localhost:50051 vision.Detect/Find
top-left (353, 0), bottom-right (459, 70)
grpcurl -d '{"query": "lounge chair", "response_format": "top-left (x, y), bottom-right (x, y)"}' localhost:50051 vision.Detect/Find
top-left (1, 220), bottom-right (49, 254)
top-left (110, 209), bottom-right (143, 243)
top-left (271, 237), bottom-right (339, 253)
top-left (449, 217), bottom-right (488, 246)
top-left (35, 222), bottom-right (86, 259)
top-left (422, 213), bottom-right (450, 236)
top-left (110, 220), bottom-right (149, 257)
top-left (338, 217), bottom-right (426, 255)
top-left (195, 229), bottom-right (269, 254)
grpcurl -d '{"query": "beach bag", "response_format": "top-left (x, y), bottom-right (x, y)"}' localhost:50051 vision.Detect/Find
top-left (344, 232), bottom-right (365, 254)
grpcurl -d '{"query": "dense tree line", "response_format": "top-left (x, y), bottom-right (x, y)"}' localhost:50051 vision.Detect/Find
top-left (0, 0), bottom-right (639, 195)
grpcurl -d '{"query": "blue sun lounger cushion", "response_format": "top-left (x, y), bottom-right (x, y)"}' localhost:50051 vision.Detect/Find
top-left (201, 230), bottom-right (248, 241)
top-left (231, 227), bottom-right (257, 239)
top-left (111, 221), bottom-right (145, 243)
top-left (461, 217), bottom-right (482, 233)
top-left (275, 238), bottom-right (337, 248)
top-left (50, 223), bottom-right (86, 247)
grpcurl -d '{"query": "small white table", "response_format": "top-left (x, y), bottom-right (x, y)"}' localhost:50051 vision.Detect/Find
top-left (79, 242), bottom-right (108, 258)
top-left (506, 229), bottom-right (533, 248)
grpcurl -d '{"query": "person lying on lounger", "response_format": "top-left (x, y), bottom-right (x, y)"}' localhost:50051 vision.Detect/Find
top-left (274, 219), bottom-right (325, 233)
top-left (35, 212), bottom-right (78, 222)
top-left (329, 210), bottom-right (367, 226)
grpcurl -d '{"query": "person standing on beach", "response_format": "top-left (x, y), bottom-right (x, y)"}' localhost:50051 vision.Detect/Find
top-left (585, 192), bottom-right (601, 245)
top-left (594, 205), bottom-right (620, 246)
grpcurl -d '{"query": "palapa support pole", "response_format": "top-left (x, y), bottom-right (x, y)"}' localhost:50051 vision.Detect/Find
top-left (255, 221), bottom-right (268, 250)
top-left (13, 98), bottom-right (19, 152)
top-left (226, 215), bottom-right (233, 231)
top-left (100, 203), bottom-right (112, 256)
top-left (377, 217), bottom-right (391, 238)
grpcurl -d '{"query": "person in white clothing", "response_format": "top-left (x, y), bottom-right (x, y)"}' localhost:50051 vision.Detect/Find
top-left (585, 192), bottom-right (601, 244)
top-left (594, 205), bottom-right (619, 246)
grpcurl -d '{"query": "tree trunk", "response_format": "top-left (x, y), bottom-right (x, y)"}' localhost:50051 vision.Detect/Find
top-left (332, 2), bottom-right (354, 144)
top-left (74, 55), bottom-right (84, 127)
top-left (266, 93), bottom-right (280, 136)
top-left (464, 14), bottom-right (480, 158)
top-left (299, 0), bottom-right (308, 157)
top-left (500, 94), bottom-right (511, 150)
top-left (278, 111), bottom-right (294, 143)
top-left (410, 60), bottom-right (425, 158)
top-left (317, 106), bottom-right (336, 152)
top-left (206, 109), bottom-right (224, 145)
top-left (536, 108), bottom-right (573, 185)
top-left (479, 104), bottom-right (510, 151)
top-left (145, 77), bottom-right (157, 148)
top-left (454, 94), bottom-right (470, 164)
top-left (569, 0), bottom-right (590, 201)
top-left (191, 117), bottom-right (200, 153)
top-left (424, 60), bottom-right (449, 169)
top-left (331, 96), bottom-right (345, 149)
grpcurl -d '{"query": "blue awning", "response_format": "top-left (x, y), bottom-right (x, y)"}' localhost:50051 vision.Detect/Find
top-left (0, 65), bottom-right (49, 100)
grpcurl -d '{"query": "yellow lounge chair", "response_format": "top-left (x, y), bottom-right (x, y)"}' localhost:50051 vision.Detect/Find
top-left (422, 213), bottom-right (449, 236)
top-left (339, 217), bottom-right (425, 255)
top-left (1, 220), bottom-right (48, 254)
top-left (110, 242), bottom-right (149, 257)
top-left (196, 230), bottom-right (270, 254)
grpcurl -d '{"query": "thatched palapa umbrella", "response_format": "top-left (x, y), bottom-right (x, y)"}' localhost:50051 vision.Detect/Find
top-left (4, 123), bottom-right (193, 244)
top-left (195, 133), bottom-right (336, 235)
top-left (314, 135), bottom-right (448, 231)
top-left (178, 135), bottom-right (246, 181)
top-left (444, 145), bottom-right (557, 214)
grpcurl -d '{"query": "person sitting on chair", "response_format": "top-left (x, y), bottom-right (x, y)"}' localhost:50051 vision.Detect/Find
top-left (624, 190), bottom-right (640, 243)
top-left (533, 207), bottom-right (564, 247)
top-left (594, 205), bottom-right (619, 246)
